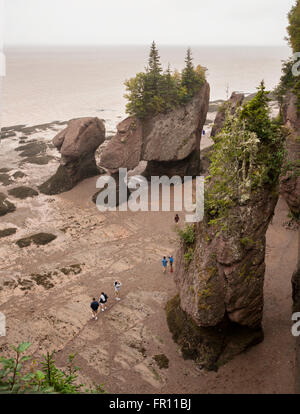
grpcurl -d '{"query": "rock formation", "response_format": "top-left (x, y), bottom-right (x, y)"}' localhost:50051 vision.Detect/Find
top-left (211, 92), bottom-right (244, 138)
top-left (100, 82), bottom-right (210, 179)
top-left (39, 117), bottom-right (106, 195)
top-left (280, 92), bottom-right (300, 217)
top-left (167, 186), bottom-right (277, 370)
top-left (166, 88), bottom-right (284, 370)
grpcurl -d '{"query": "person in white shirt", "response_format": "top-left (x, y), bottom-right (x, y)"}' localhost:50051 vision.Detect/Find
top-left (114, 280), bottom-right (122, 301)
top-left (99, 292), bottom-right (108, 311)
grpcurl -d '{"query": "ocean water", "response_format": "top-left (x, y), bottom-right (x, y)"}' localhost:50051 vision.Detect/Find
top-left (0, 45), bottom-right (291, 131)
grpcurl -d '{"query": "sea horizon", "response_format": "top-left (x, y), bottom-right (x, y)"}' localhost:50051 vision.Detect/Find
top-left (1, 44), bottom-right (291, 129)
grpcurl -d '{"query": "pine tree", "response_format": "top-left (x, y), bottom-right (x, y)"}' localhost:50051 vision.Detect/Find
top-left (240, 80), bottom-right (272, 142)
top-left (181, 48), bottom-right (196, 99)
top-left (148, 41), bottom-right (162, 76)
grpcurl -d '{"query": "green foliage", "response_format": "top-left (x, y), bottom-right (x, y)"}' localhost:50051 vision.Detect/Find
top-left (205, 82), bottom-right (285, 225)
top-left (124, 42), bottom-right (206, 119)
top-left (184, 247), bottom-right (195, 267)
top-left (177, 224), bottom-right (195, 245)
top-left (275, 57), bottom-right (300, 112)
top-left (275, 1), bottom-right (300, 111)
top-left (0, 342), bottom-right (105, 394)
top-left (287, 0), bottom-right (300, 54)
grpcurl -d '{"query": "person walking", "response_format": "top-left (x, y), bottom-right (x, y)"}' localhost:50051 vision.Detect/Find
top-left (99, 292), bottom-right (108, 311)
top-left (114, 280), bottom-right (122, 301)
top-left (162, 256), bottom-right (168, 274)
top-left (174, 214), bottom-right (180, 225)
top-left (90, 298), bottom-right (99, 320)
top-left (168, 255), bottom-right (174, 273)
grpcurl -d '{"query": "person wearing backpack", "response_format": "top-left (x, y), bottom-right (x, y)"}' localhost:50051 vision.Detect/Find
top-left (90, 298), bottom-right (99, 320)
top-left (99, 292), bottom-right (108, 311)
top-left (162, 256), bottom-right (168, 274)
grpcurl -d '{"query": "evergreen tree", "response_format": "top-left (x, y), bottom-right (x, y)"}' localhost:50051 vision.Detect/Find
top-left (124, 43), bottom-right (206, 119)
top-left (181, 48), bottom-right (196, 100)
top-left (240, 80), bottom-right (272, 142)
top-left (147, 41), bottom-right (162, 76)
top-left (287, 0), bottom-right (300, 54)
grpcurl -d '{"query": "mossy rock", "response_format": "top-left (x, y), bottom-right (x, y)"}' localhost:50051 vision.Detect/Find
top-left (16, 233), bottom-right (57, 248)
top-left (8, 186), bottom-right (39, 200)
top-left (153, 354), bottom-right (169, 369)
top-left (0, 173), bottom-right (13, 186)
top-left (21, 155), bottom-right (54, 165)
top-left (31, 272), bottom-right (54, 290)
top-left (13, 171), bottom-right (27, 179)
top-left (0, 228), bottom-right (17, 238)
top-left (166, 294), bottom-right (263, 371)
top-left (15, 142), bottom-right (47, 157)
top-left (0, 193), bottom-right (16, 217)
top-left (60, 264), bottom-right (82, 276)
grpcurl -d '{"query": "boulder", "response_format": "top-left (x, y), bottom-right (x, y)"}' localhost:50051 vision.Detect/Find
top-left (39, 117), bottom-right (105, 195)
top-left (8, 186), bottom-right (39, 200)
top-left (211, 92), bottom-right (244, 138)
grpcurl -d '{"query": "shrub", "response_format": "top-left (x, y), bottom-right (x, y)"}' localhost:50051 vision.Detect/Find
top-left (0, 342), bottom-right (105, 394)
top-left (178, 225), bottom-right (195, 245)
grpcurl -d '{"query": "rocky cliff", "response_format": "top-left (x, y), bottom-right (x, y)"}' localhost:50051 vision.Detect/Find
top-left (167, 89), bottom-right (285, 370)
top-left (167, 187), bottom-right (277, 370)
top-left (39, 117), bottom-right (106, 195)
top-left (280, 92), bottom-right (300, 218)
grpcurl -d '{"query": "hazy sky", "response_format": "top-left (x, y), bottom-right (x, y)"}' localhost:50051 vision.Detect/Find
top-left (2, 0), bottom-right (296, 46)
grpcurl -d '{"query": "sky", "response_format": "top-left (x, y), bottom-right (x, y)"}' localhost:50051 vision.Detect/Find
top-left (1, 0), bottom-right (296, 46)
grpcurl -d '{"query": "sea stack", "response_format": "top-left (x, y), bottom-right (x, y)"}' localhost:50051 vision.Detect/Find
top-left (39, 117), bottom-right (106, 195)
top-left (100, 81), bottom-right (210, 179)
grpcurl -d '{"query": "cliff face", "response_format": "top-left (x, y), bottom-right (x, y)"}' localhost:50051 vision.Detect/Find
top-left (100, 82), bottom-right (210, 178)
top-left (167, 186), bottom-right (277, 370)
top-left (280, 92), bottom-right (300, 217)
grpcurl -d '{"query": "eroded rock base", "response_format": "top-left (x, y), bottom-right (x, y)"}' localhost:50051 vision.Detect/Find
top-left (143, 150), bottom-right (200, 180)
top-left (39, 154), bottom-right (101, 195)
top-left (166, 295), bottom-right (264, 371)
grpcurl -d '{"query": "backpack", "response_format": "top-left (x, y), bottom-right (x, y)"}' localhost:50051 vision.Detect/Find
top-left (104, 293), bottom-right (108, 300)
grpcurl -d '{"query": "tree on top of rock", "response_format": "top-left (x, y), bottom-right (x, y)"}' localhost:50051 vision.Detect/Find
top-left (240, 81), bottom-right (272, 143)
top-left (124, 42), bottom-right (206, 119)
